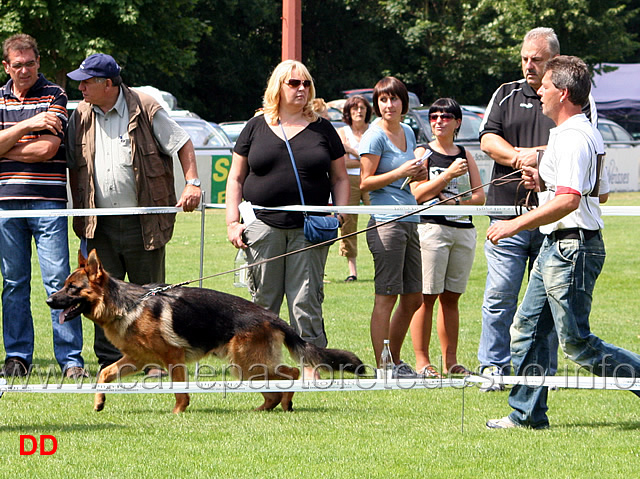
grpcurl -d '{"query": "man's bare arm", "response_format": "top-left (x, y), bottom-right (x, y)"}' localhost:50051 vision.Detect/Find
top-left (2, 136), bottom-right (61, 162)
top-left (0, 111), bottom-right (62, 157)
top-left (481, 132), bottom-right (545, 169)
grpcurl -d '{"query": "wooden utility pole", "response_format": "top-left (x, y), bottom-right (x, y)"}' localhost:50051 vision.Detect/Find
top-left (282, 0), bottom-right (301, 61)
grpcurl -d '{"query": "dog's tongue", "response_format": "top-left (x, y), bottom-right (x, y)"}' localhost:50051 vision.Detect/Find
top-left (59, 307), bottom-right (77, 324)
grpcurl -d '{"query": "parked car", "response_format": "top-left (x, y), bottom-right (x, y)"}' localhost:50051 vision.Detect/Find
top-left (66, 99), bottom-right (81, 112)
top-left (597, 117), bottom-right (639, 147)
top-left (402, 107), bottom-right (484, 145)
top-left (209, 122), bottom-right (234, 147)
top-left (326, 106), bottom-right (344, 122)
top-left (167, 109), bottom-right (201, 119)
top-left (343, 88), bottom-right (422, 110)
top-left (170, 116), bottom-right (233, 204)
top-left (327, 99), bottom-right (346, 114)
top-left (220, 121), bottom-right (248, 145)
top-left (171, 116), bottom-right (232, 148)
top-left (461, 105), bottom-right (486, 118)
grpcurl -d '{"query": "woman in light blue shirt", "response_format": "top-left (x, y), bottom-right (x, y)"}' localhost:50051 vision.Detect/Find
top-left (359, 76), bottom-right (427, 378)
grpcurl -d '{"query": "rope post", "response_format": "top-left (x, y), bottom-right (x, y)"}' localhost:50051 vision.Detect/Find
top-left (198, 192), bottom-right (206, 288)
top-left (461, 382), bottom-right (465, 434)
top-left (196, 191), bottom-right (206, 377)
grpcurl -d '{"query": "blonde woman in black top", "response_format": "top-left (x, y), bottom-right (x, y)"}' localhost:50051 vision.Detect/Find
top-left (226, 61), bottom-right (349, 371)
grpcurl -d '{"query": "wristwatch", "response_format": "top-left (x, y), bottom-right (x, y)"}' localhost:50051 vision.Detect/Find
top-left (186, 178), bottom-right (201, 187)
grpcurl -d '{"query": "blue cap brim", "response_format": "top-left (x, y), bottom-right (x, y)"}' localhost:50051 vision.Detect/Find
top-left (67, 69), bottom-right (93, 81)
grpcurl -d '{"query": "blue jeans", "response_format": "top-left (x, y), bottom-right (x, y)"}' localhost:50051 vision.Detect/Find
top-left (508, 233), bottom-right (640, 428)
top-left (0, 200), bottom-right (84, 370)
top-left (478, 222), bottom-right (558, 374)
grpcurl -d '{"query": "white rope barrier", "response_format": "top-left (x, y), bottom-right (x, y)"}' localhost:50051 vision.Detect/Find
top-left (1, 204), bottom-right (639, 219)
top-left (466, 375), bottom-right (640, 390)
top-left (204, 203), bottom-right (640, 217)
top-left (3, 375), bottom-right (639, 395)
top-left (0, 377), bottom-right (466, 394)
top-left (0, 206), bottom-right (182, 219)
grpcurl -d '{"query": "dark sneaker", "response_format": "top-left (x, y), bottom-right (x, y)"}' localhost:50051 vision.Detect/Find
top-left (65, 366), bottom-right (89, 379)
top-left (392, 361), bottom-right (418, 379)
top-left (0, 357), bottom-right (29, 377)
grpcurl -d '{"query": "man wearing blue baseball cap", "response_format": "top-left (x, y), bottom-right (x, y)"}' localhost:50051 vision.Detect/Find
top-left (67, 53), bottom-right (122, 81)
top-left (66, 53), bottom-right (201, 378)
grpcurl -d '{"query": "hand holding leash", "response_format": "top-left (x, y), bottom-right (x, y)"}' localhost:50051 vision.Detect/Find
top-left (521, 165), bottom-right (540, 191)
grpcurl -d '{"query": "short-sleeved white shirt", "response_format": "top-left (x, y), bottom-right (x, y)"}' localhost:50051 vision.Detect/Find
top-left (92, 89), bottom-right (189, 208)
top-left (537, 113), bottom-right (604, 234)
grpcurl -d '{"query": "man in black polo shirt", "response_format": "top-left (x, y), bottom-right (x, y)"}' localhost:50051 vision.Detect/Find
top-left (0, 34), bottom-right (86, 379)
top-left (476, 27), bottom-right (597, 390)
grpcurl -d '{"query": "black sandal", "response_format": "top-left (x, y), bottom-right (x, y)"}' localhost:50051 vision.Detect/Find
top-left (345, 275), bottom-right (357, 282)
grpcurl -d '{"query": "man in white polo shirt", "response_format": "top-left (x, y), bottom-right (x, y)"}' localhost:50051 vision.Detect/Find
top-left (66, 54), bottom-right (201, 373)
top-left (485, 55), bottom-right (640, 430)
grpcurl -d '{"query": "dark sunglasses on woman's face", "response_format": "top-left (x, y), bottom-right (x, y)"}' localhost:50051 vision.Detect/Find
top-left (429, 113), bottom-right (456, 122)
top-left (284, 79), bottom-right (312, 88)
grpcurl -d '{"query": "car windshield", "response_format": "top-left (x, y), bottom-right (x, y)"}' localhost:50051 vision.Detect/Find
top-left (220, 122), bottom-right (246, 143)
top-left (177, 120), bottom-right (229, 147)
top-left (609, 123), bottom-right (634, 142)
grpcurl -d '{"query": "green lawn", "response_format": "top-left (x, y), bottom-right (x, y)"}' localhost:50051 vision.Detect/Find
top-left (1, 194), bottom-right (640, 478)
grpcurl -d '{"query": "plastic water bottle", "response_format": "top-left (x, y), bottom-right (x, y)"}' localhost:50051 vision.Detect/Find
top-left (457, 172), bottom-right (472, 200)
top-left (233, 249), bottom-right (248, 288)
top-left (380, 339), bottom-right (394, 380)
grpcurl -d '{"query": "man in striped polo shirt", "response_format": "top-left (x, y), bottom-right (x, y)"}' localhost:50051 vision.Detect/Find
top-left (0, 34), bottom-right (86, 379)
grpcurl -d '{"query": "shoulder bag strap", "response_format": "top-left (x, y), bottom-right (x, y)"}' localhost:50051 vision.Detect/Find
top-left (279, 120), bottom-right (306, 208)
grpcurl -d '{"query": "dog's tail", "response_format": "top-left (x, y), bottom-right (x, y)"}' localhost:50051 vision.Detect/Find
top-left (277, 320), bottom-right (365, 376)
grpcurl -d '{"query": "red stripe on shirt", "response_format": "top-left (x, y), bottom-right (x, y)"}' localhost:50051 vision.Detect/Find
top-left (555, 186), bottom-right (581, 196)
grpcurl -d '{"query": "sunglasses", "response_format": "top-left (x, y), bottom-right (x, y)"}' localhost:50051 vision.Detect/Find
top-left (284, 79), bottom-right (312, 88)
top-left (9, 60), bottom-right (37, 70)
top-left (429, 113), bottom-right (456, 122)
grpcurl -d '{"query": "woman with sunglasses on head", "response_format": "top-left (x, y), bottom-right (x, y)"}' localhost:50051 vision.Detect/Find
top-left (359, 76), bottom-right (428, 378)
top-left (225, 61), bottom-right (349, 376)
top-left (409, 98), bottom-right (485, 378)
top-left (337, 95), bottom-right (373, 283)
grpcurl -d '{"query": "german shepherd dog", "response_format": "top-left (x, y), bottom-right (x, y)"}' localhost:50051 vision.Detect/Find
top-left (46, 250), bottom-right (364, 414)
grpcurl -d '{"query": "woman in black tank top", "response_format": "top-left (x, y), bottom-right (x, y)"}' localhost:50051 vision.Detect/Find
top-left (408, 98), bottom-right (485, 377)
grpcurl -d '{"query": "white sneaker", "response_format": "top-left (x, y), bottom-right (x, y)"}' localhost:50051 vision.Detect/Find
top-left (486, 416), bottom-right (519, 429)
top-left (479, 365), bottom-right (505, 392)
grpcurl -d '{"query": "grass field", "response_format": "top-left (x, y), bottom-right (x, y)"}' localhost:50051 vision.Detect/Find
top-left (2, 194), bottom-right (640, 478)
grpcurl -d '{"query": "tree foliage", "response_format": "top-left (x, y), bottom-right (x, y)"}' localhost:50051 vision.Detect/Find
top-left (174, 0), bottom-right (281, 121)
top-left (1, 0), bottom-right (638, 120)
top-left (0, 0), bottom-right (205, 94)
top-left (345, 0), bottom-right (640, 106)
